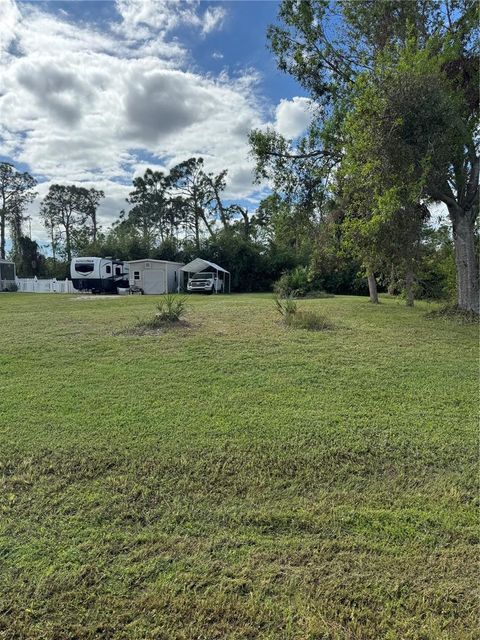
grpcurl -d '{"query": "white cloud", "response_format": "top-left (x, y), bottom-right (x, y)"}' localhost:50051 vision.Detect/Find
top-left (0, 0), bottom-right (269, 247)
top-left (274, 96), bottom-right (313, 139)
top-left (0, 0), bottom-right (20, 59)
top-left (114, 0), bottom-right (225, 39)
top-left (201, 6), bottom-right (226, 35)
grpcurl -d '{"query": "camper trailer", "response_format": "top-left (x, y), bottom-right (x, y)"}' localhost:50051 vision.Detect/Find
top-left (70, 257), bottom-right (129, 294)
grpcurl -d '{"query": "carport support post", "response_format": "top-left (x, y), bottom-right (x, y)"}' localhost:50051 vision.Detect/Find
top-left (216, 268), bottom-right (218, 294)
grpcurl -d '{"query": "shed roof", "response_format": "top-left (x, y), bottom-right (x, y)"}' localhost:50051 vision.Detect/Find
top-left (181, 258), bottom-right (229, 274)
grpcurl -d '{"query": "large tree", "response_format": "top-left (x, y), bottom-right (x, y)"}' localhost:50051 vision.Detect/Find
top-left (168, 158), bottom-right (217, 250)
top-left (250, 0), bottom-right (479, 311)
top-left (0, 163), bottom-right (37, 259)
top-left (82, 187), bottom-right (105, 243)
top-left (39, 185), bottom-right (92, 263)
top-left (123, 169), bottom-right (170, 249)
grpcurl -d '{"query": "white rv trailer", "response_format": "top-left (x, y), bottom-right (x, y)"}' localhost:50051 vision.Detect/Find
top-left (70, 257), bottom-right (129, 294)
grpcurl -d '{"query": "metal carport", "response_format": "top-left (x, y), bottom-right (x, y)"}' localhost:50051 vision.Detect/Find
top-left (181, 258), bottom-right (231, 293)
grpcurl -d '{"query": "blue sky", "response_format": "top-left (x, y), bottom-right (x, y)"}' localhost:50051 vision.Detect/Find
top-left (0, 0), bottom-right (313, 244)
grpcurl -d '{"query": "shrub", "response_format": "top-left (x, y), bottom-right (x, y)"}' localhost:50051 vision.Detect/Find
top-left (289, 310), bottom-right (334, 331)
top-left (126, 294), bottom-right (189, 335)
top-left (274, 294), bottom-right (334, 331)
top-left (274, 266), bottom-right (311, 297)
top-left (274, 293), bottom-right (297, 324)
top-left (3, 282), bottom-right (18, 292)
top-left (155, 294), bottom-right (187, 323)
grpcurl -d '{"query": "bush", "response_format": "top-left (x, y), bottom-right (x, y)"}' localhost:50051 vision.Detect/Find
top-left (3, 282), bottom-right (18, 292)
top-left (126, 295), bottom-right (188, 335)
top-left (274, 293), bottom-right (298, 323)
top-left (155, 294), bottom-right (187, 323)
top-left (289, 310), bottom-right (334, 331)
top-left (274, 266), bottom-right (311, 297)
top-left (274, 294), bottom-right (334, 331)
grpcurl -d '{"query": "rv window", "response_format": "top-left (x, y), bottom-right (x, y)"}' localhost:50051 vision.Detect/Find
top-left (115, 266), bottom-right (121, 275)
top-left (106, 265), bottom-right (111, 274)
top-left (134, 271), bottom-right (140, 280)
top-left (75, 263), bottom-right (94, 274)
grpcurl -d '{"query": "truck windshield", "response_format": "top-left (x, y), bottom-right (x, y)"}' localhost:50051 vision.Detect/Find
top-left (192, 272), bottom-right (213, 279)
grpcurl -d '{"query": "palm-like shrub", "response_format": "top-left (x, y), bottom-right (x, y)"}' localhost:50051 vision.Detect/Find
top-left (155, 294), bottom-right (187, 322)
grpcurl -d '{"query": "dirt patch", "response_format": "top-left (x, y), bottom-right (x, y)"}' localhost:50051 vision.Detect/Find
top-left (114, 319), bottom-right (194, 337)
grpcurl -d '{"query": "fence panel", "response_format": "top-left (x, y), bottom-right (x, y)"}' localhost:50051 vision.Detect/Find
top-left (15, 278), bottom-right (76, 294)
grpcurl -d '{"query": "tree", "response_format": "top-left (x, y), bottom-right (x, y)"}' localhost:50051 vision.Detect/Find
top-left (250, 0), bottom-right (479, 311)
top-left (13, 237), bottom-right (46, 277)
top-left (82, 187), bottom-right (104, 243)
top-left (204, 169), bottom-right (232, 229)
top-left (39, 185), bottom-right (90, 263)
top-left (124, 169), bottom-right (169, 250)
top-left (0, 162), bottom-right (37, 259)
top-left (168, 158), bottom-right (217, 250)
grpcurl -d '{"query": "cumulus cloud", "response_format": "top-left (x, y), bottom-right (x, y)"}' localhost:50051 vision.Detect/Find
top-left (16, 62), bottom-right (90, 125)
top-left (124, 70), bottom-right (219, 143)
top-left (0, 0), bottom-right (269, 245)
top-left (0, 0), bottom-right (20, 58)
top-left (274, 96), bottom-right (313, 138)
top-left (114, 0), bottom-right (225, 38)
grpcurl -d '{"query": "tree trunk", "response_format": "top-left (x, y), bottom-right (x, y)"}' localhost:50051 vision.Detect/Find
top-left (405, 268), bottom-right (414, 307)
top-left (367, 272), bottom-right (379, 304)
top-left (65, 226), bottom-right (71, 264)
top-left (0, 208), bottom-right (5, 259)
top-left (194, 214), bottom-right (200, 251)
top-left (450, 208), bottom-right (479, 313)
top-left (387, 265), bottom-right (396, 295)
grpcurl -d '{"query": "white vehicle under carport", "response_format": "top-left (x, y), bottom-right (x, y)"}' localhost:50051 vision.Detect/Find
top-left (182, 258), bottom-right (231, 294)
top-left (187, 271), bottom-right (223, 294)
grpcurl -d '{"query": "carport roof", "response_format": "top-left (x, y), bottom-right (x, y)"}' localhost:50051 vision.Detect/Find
top-left (181, 258), bottom-right (229, 274)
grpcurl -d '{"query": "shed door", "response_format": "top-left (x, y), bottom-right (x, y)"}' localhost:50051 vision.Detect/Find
top-left (144, 269), bottom-right (165, 294)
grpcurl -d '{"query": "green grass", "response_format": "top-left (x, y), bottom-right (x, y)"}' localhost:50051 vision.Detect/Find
top-left (0, 293), bottom-right (478, 639)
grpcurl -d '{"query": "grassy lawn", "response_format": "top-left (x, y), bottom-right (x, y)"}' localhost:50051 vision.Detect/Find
top-left (0, 293), bottom-right (478, 639)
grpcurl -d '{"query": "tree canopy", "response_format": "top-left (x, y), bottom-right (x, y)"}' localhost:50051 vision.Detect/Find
top-left (250, 0), bottom-right (479, 311)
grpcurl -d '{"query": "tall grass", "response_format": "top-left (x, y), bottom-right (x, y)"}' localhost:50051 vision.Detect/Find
top-left (274, 293), bottom-right (334, 330)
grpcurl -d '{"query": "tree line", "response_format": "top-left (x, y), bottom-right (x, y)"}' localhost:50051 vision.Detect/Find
top-left (0, 1), bottom-right (476, 304)
top-left (0, 155), bottom-right (455, 299)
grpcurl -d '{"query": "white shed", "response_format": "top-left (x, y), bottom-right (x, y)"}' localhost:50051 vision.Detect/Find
top-left (127, 259), bottom-right (184, 294)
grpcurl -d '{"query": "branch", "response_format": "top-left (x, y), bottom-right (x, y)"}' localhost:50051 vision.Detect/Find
top-left (263, 148), bottom-right (339, 161)
top-left (429, 182), bottom-right (461, 214)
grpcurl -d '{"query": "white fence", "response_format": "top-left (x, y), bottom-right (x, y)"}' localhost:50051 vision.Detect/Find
top-left (15, 277), bottom-right (76, 294)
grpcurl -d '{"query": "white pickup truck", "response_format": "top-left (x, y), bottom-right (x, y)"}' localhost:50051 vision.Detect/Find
top-left (187, 272), bottom-right (223, 294)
